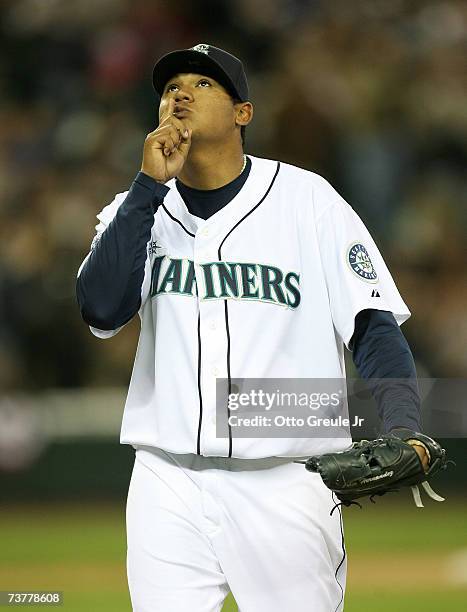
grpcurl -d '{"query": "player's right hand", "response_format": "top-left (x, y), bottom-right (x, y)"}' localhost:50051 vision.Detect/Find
top-left (141, 98), bottom-right (192, 183)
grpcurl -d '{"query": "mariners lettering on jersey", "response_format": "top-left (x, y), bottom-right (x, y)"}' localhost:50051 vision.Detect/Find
top-left (150, 255), bottom-right (301, 309)
top-left (347, 242), bottom-right (378, 283)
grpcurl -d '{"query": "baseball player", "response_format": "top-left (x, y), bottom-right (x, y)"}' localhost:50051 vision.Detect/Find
top-left (76, 44), bottom-right (427, 611)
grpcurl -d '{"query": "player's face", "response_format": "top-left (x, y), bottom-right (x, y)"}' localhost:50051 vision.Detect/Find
top-left (159, 72), bottom-right (248, 144)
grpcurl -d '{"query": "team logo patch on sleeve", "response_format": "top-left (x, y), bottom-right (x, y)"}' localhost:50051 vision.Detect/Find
top-left (347, 243), bottom-right (378, 282)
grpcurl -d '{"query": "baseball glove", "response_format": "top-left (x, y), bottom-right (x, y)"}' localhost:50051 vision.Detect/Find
top-left (298, 428), bottom-right (450, 511)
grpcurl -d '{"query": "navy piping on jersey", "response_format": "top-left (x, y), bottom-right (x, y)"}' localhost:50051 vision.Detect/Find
top-left (223, 299), bottom-right (233, 457)
top-left (160, 203), bottom-right (195, 238)
top-left (217, 161), bottom-right (281, 457)
top-left (196, 313), bottom-right (203, 455)
top-left (331, 492), bottom-right (346, 611)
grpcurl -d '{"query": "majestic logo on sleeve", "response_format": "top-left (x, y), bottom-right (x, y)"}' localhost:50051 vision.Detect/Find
top-left (150, 256), bottom-right (301, 309)
top-left (347, 243), bottom-right (378, 282)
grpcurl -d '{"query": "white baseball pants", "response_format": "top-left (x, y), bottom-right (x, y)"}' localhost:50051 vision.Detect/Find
top-left (126, 446), bottom-right (346, 611)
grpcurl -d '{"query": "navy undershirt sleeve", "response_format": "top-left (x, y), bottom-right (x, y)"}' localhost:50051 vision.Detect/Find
top-left (76, 172), bottom-right (169, 331)
top-left (350, 309), bottom-right (421, 433)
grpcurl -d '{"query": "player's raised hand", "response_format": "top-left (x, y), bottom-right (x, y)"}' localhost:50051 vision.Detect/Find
top-left (141, 98), bottom-right (192, 183)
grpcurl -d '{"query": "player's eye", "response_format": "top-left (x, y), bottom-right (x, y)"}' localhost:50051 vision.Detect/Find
top-left (197, 79), bottom-right (211, 87)
top-left (166, 83), bottom-right (179, 92)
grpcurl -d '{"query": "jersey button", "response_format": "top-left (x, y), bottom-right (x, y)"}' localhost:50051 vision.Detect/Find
top-left (211, 366), bottom-right (219, 376)
top-left (209, 321), bottom-right (216, 330)
top-left (202, 227), bottom-right (209, 236)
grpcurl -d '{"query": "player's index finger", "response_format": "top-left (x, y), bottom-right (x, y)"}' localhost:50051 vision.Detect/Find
top-left (160, 98), bottom-right (175, 124)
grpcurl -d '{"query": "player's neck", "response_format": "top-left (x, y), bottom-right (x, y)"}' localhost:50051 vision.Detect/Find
top-left (177, 144), bottom-right (245, 190)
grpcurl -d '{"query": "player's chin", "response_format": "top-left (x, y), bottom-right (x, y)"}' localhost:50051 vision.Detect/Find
top-left (179, 116), bottom-right (196, 133)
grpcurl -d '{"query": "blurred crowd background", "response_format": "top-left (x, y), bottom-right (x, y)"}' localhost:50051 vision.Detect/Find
top-left (1, 0), bottom-right (466, 394)
top-left (1, 5), bottom-right (466, 607)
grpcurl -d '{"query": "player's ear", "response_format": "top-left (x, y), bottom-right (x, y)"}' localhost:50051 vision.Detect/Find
top-left (235, 101), bottom-right (253, 127)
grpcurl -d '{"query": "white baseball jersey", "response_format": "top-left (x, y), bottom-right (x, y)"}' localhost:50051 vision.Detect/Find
top-left (79, 155), bottom-right (410, 458)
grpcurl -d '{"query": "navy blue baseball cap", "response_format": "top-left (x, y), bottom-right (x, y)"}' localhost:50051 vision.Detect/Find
top-left (152, 43), bottom-right (249, 102)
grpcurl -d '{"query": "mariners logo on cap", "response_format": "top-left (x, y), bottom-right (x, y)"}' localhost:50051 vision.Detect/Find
top-left (192, 43), bottom-right (210, 55)
top-left (347, 243), bottom-right (378, 282)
